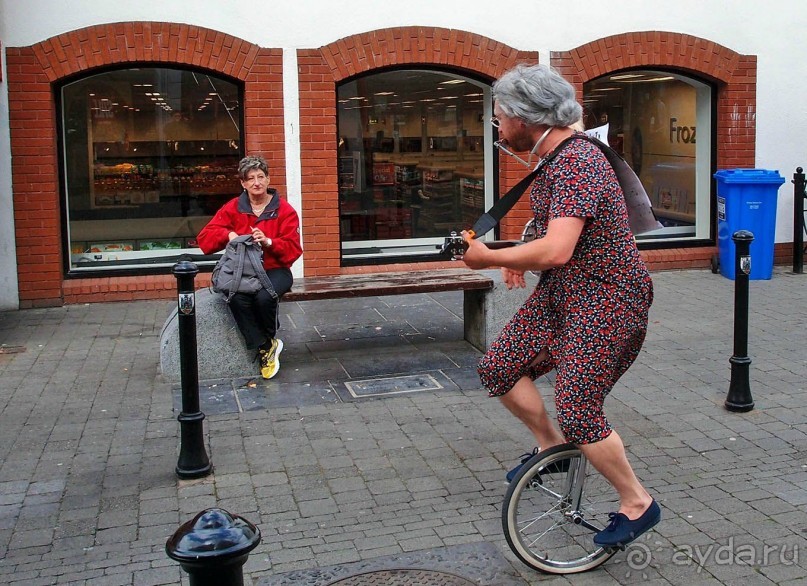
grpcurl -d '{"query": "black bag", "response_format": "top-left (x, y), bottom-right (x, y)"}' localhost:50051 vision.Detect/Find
top-left (211, 234), bottom-right (277, 303)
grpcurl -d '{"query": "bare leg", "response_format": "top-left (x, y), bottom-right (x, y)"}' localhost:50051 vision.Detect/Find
top-left (499, 375), bottom-right (566, 449)
top-left (578, 431), bottom-right (652, 519)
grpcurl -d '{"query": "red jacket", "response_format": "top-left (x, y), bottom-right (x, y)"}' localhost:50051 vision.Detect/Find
top-left (197, 189), bottom-right (303, 270)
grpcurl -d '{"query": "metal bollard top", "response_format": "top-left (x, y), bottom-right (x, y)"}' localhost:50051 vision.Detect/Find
top-left (173, 260), bottom-right (199, 276)
top-left (166, 508), bottom-right (261, 564)
top-left (731, 230), bottom-right (754, 242)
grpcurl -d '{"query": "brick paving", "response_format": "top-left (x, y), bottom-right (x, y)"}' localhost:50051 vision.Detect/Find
top-left (0, 267), bottom-right (805, 585)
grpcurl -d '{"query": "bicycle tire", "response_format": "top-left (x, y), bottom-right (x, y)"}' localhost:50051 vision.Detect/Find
top-left (501, 443), bottom-right (617, 574)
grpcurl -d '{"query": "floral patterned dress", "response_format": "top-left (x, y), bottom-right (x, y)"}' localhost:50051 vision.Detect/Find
top-left (477, 136), bottom-right (653, 444)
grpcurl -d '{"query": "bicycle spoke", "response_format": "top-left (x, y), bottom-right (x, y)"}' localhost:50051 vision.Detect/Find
top-left (525, 517), bottom-right (565, 548)
top-left (516, 500), bottom-right (565, 532)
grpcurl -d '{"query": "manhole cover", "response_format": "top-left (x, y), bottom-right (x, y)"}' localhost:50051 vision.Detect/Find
top-left (327, 568), bottom-right (477, 585)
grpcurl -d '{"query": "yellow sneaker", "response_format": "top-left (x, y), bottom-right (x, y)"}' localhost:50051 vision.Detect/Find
top-left (258, 338), bottom-right (283, 379)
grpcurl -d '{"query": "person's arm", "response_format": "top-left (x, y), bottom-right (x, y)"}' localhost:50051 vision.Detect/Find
top-left (465, 145), bottom-right (603, 275)
top-left (197, 204), bottom-right (238, 254)
top-left (255, 203), bottom-right (303, 267)
top-left (461, 216), bottom-right (585, 272)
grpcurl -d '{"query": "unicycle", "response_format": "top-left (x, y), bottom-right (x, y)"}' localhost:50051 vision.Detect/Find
top-left (501, 443), bottom-right (618, 574)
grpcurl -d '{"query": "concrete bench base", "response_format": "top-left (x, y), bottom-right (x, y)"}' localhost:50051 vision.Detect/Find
top-left (160, 287), bottom-right (259, 383)
top-left (159, 270), bottom-right (539, 383)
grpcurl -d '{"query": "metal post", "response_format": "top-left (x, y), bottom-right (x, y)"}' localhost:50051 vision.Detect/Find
top-left (173, 261), bottom-right (212, 478)
top-left (166, 508), bottom-right (261, 586)
top-left (793, 167), bottom-right (805, 274)
top-left (725, 230), bottom-right (754, 412)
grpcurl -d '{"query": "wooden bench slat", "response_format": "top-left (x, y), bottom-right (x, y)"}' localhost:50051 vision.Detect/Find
top-left (284, 269), bottom-right (493, 302)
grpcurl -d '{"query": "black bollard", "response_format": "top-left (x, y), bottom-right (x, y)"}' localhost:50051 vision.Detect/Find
top-left (793, 167), bottom-right (805, 274)
top-left (725, 230), bottom-right (754, 412)
top-left (173, 260), bottom-right (212, 478)
top-left (166, 508), bottom-right (261, 586)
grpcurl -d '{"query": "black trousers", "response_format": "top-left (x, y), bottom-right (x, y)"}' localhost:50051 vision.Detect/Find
top-left (227, 267), bottom-right (293, 350)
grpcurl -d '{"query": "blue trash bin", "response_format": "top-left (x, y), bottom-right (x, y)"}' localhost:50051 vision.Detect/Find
top-left (714, 169), bottom-right (785, 280)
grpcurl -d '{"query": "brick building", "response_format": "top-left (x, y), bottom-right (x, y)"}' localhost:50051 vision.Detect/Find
top-left (0, 1), bottom-right (802, 309)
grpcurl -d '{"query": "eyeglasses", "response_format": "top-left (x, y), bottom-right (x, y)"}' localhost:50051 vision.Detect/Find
top-left (490, 116), bottom-right (501, 128)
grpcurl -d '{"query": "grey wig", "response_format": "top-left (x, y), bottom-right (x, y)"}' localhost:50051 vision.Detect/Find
top-left (492, 64), bottom-right (582, 127)
top-left (238, 155), bottom-right (269, 180)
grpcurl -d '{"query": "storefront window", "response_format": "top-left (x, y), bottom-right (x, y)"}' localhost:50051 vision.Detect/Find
top-left (60, 67), bottom-right (243, 272)
top-left (337, 70), bottom-right (493, 262)
top-left (583, 70), bottom-right (713, 241)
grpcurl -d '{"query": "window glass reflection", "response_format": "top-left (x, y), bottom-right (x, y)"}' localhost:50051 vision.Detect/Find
top-left (337, 70), bottom-right (489, 261)
top-left (583, 71), bottom-right (712, 240)
top-left (61, 68), bottom-right (243, 272)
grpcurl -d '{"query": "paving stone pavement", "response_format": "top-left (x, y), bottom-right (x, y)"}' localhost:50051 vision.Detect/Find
top-left (0, 267), bottom-right (805, 585)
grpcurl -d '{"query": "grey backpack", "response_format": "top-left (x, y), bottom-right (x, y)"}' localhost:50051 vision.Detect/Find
top-left (211, 234), bottom-right (277, 303)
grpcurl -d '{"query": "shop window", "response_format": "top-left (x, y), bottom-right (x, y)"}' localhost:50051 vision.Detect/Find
top-left (60, 67), bottom-right (243, 273)
top-left (583, 70), bottom-right (713, 241)
top-left (337, 70), bottom-right (494, 263)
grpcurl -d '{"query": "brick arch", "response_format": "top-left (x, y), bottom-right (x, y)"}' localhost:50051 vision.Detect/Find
top-left (29, 22), bottom-right (261, 82)
top-left (7, 22), bottom-right (283, 306)
top-left (298, 27), bottom-right (537, 276)
top-left (321, 27), bottom-right (529, 82)
top-left (552, 31), bottom-right (757, 169)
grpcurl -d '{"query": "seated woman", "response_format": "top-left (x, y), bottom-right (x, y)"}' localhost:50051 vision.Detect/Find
top-left (197, 155), bottom-right (303, 379)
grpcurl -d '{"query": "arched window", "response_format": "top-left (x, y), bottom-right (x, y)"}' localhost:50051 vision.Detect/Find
top-left (336, 69), bottom-right (495, 264)
top-left (60, 67), bottom-right (244, 273)
top-left (583, 70), bottom-right (714, 241)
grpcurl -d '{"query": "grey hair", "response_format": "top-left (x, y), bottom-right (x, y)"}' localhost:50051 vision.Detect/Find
top-left (493, 64), bottom-right (582, 127)
top-left (238, 155), bottom-right (269, 180)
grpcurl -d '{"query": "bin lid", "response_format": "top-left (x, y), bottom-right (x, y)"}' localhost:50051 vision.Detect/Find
top-left (713, 169), bottom-right (785, 185)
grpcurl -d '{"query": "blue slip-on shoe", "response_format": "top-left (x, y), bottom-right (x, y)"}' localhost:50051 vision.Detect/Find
top-left (593, 499), bottom-right (661, 548)
top-left (505, 447), bottom-right (571, 483)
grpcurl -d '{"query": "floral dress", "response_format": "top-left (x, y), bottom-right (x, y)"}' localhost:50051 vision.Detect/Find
top-left (477, 136), bottom-right (653, 444)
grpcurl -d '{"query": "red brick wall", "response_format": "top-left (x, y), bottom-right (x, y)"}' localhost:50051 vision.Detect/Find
top-left (552, 31), bottom-right (756, 172)
top-left (299, 27), bottom-right (537, 276)
top-left (297, 49), bottom-right (342, 276)
top-left (6, 23), bottom-right (283, 307)
top-left (6, 25), bottom-right (761, 305)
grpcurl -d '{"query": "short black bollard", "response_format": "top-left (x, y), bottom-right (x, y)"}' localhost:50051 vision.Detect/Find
top-left (173, 260), bottom-right (212, 478)
top-left (166, 508), bottom-right (261, 586)
top-left (793, 167), bottom-right (805, 274)
top-left (725, 230), bottom-right (755, 412)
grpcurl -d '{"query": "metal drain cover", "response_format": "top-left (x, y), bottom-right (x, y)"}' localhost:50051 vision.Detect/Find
top-left (327, 569), bottom-right (477, 585)
top-left (258, 542), bottom-right (528, 586)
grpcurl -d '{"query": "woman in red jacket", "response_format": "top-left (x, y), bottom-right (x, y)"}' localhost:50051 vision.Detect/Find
top-left (197, 155), bottom-right (302, 379)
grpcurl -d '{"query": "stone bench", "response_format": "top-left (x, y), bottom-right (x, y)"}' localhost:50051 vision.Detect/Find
top-left (159, 268), bottom-right (538, 382)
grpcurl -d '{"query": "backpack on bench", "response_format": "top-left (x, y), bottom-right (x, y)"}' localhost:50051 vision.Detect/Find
top-left (211, 234), bottom-right (277, 303)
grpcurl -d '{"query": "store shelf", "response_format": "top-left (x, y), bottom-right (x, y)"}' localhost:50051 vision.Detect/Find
top-left (458, 173), bottom-right (484, 226)
top-left (90, 139), bottom-right (240, 210)
top-left (420, 165), bottom-right (458, 232)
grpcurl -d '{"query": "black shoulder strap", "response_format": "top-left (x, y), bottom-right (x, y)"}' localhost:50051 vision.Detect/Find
top-left (471, 133), bottom-right (661, 238)
top-left (469, 137), bottom-right (575, 237)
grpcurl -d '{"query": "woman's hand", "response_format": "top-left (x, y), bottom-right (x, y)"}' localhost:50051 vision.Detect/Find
top-left (227, 231), bottom-right (238, 241)
top-left (460, 230), bottom-right (492, 270)
top-left (501, 268), bottom-right (527, 289)
top-left (251, 227), bottom-right (272, 248)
